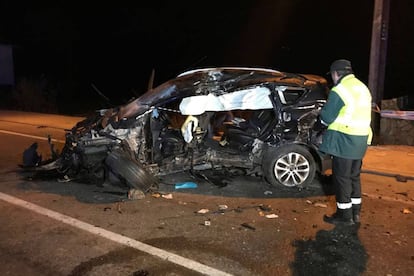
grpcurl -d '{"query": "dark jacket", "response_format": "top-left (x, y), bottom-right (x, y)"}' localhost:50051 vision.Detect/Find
top-left (319, 74), bottom-right (371, 160)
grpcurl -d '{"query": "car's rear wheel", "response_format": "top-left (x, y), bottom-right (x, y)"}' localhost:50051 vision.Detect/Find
top-left (263, 144), bottom-right (315, 188)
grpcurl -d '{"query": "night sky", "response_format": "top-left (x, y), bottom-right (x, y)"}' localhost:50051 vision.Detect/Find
top-left (0, 1), bottom-right (413, 113)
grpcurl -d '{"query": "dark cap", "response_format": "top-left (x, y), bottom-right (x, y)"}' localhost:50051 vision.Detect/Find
top-left (330, 59), bottom-right (353, 73)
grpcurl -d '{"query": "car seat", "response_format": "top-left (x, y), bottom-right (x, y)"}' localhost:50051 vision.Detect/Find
top-left (223, 109), bottom-right (276, 146)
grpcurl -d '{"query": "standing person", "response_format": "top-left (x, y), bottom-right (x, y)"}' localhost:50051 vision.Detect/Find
top-left (319, 59), bottom-right (372, 225)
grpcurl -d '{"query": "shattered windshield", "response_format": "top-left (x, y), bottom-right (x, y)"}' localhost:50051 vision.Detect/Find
top-left (137, 82), bottom-right (180, 106)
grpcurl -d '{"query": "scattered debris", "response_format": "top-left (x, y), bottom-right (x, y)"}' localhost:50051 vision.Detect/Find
top-left (306, 200), bottom-right (327, 208)
top-left (151, 192), bottom-right (161, 198)
top-left (204, 219), bottom-right (211, 226)
top-left (175, 182), bottom-right (198, 189)
top-left (116, 202), bottom-right (122, 214)
top-left (258, 204), bottom-right (272, 212)
top-left (210, 204), bottom-right (272, 215)
top-left (197, 208), bottom-right (209, 214)
top-left (161, 193), bottom-right (173, 199)
top-left (128, 189), bottom-right (145, 200)
top-left (218, 204), bottom-right (228, 210)
top-left (241, 222), bottom-right (256, 231)
top-left (264, 190), bottom-right (273, 195)
top-left (57, 175), bottom-right (73, 183)
top-left (265, 214), bottom-right (279, 219)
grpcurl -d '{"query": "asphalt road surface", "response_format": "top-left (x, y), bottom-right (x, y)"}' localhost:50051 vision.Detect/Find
top-left (0, 111), bottom-right (413, 276)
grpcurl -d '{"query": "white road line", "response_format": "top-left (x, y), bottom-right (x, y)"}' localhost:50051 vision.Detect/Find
top-left (0, 192), bottom-right (233, 276)
top-left (0, 129), bottom-right (65, 144)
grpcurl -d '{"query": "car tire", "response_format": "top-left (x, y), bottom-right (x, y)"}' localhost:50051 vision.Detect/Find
top-left (263, 144), bottom-right (315, 188)
top-left (105, 148), bottom-right (158, 191)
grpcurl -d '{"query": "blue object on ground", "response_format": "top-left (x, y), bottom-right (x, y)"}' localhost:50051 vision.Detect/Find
top-left (175, 182), bottom-right (198, 189)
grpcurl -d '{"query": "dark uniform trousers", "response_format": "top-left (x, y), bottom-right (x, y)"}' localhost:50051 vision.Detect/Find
top-left (332, 156), bottom-right (362, 217)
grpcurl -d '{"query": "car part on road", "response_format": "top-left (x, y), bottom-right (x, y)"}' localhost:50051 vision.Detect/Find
top-left (105, 147), bottom-right (159, 192)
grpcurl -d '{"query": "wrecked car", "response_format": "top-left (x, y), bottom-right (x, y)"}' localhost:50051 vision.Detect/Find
top-left (28, 67), bottom-right (331, 194)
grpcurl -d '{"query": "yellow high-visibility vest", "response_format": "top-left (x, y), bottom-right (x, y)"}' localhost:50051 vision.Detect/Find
top-left (328, 75), bottom-right (372, 143)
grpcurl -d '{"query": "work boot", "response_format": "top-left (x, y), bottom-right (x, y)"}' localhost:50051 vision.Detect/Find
top-left (324, 209), bottom-right (354, 225)
top-left (352, 205), bottom-right (361, 224)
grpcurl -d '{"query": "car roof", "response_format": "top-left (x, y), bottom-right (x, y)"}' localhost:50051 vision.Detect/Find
top-left (115, 67), bottom-right (328, 120)
top-left (177, 67), bottom-right (282, 77)
top-left (176, 67), bottom-right (326, 88)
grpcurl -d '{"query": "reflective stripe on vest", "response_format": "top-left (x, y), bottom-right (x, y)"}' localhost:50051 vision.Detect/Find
top-left (328, 75), bottom-right (371, 136)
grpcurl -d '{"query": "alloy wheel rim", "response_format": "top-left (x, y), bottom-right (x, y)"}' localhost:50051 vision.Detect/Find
top-left (274, 152), bottom-right (310, 187)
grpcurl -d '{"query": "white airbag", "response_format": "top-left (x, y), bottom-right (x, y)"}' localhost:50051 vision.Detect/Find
top-left (179, 87), bottom-right (273, 115)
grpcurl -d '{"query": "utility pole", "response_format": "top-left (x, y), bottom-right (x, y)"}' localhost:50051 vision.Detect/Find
top-left (369, 0), bottom-right (390, 142)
